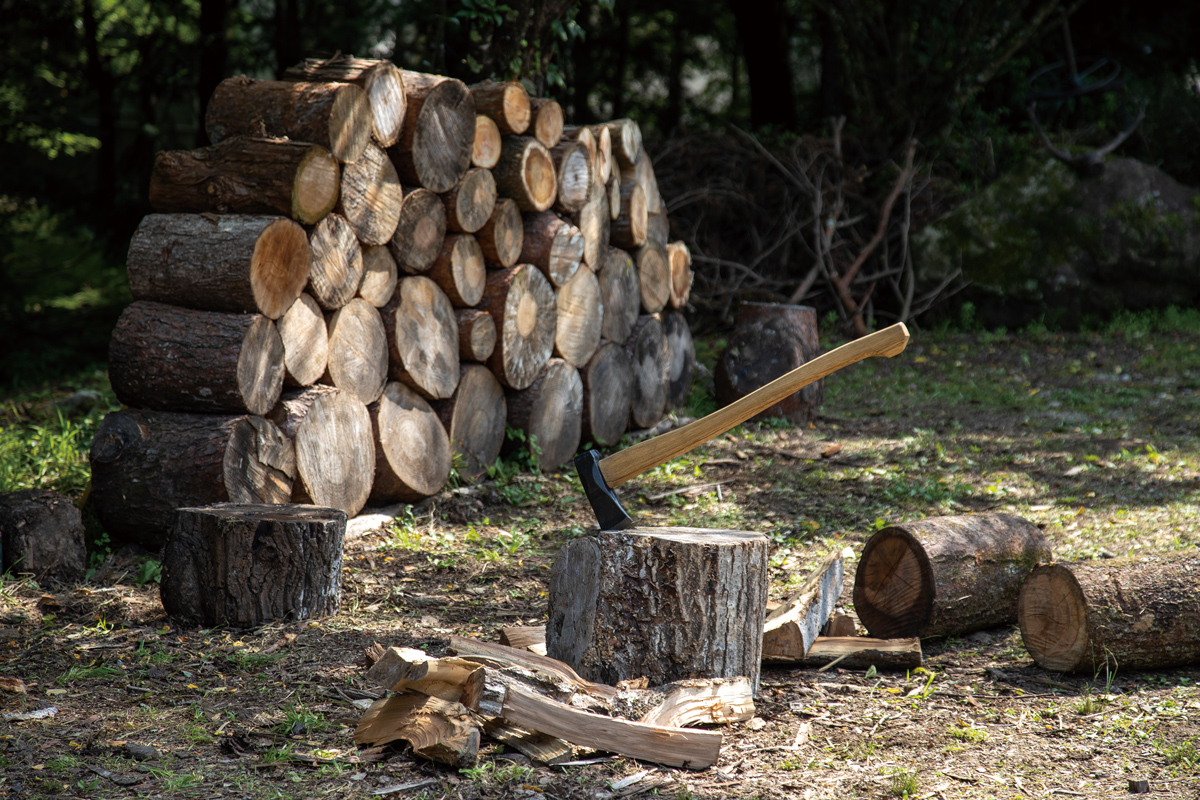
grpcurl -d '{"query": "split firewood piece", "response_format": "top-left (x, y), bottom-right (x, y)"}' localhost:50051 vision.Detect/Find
top-left (548, 528), bottom-right (770, 691)
top-left (268, 385), bottom-right (375, 517)
top-left (570, 180), bottom-right (610, 270)
top-left (109, 302), bottom-right (285, 416)
top-left (365, 646), bottom-right (482, 701)
top-left (500, 625), bottom-right (548, 653)
top-left (607, 173), bottom-right (621, 220)
top-left (550, 138), bottom-right (593, 214)
top-left (447, 634), bottom-right (619, 701)
top-left (528, 97), bottom-right (564, 148)
top-left (441, 167), bottom-right (497, 234)
top-left (477, 197), bottom-right (524, 267)
top-left (390, 71), bottom-right (475, 193)
top-left (480, 264), bottom-right (557, 390)
top-left (277, 294), bottom-right (329, 386)
top-left (506, 358), bottom-right (583, 472)
top-left (323, 298), bottom-right (388, 405)
top-left (381, 276), bottom-right (460, 399)
top-left (554, 268), bottom-right (603, 367)
top-left (369, 382), bottom-right (452, 503)
top-left (483, 720), bottom-right (573, 766)
top-left (470, 80), bottom-right (530, 135)
top-left (635, 239), bottom-right (670, 314)
top-left (434, 364), bottom-right (506, 482)
top-left (127, 214), bottom-right (309, 320)
top-left (336, 142), bottom-right (403, 245)
top-left (635, 677), bottom-right (755, 728)
top-left (308, 213), bottom-right (364, 310)
top-left (494, 136), bottom-right (557, 212)
top-left (824, 612), bottom-right (858, 638)
top-left (598, 246), bottom-right (639, 344)
top-left (355, 693), bottom-right (480, 768)
top-left (282, 56), bottom-right (407, 148)
top-left (89, 410), bottom-right (294, 548)
top-left (455, 309), bottom-right (497, 362)
top-left (662, 310), bottom-right (695, 410)
top-left (521, 211), bottom-right (584, 288)
top-left (472, 114), bottom-right (501, 168)
top-left (666, 241), bottom-right (693, 309)
top-left (389, 186), bottom-right (447, 274)
top-left (762, 550), bottom-right (845, 659)
top-left (149, 137), bottom-right (339, 225)
top-left (621, 149), bottom-right (662, 214)
top-left (596, 119), bottom-right (642, 170)
top-left (714, 301), bottom-right (822, 423)
top-left (358, 245), bottom-right (398, 307)
top-left (1019, 555), bottom-right (1200, 673)
top-left (625, 315), bottom-right (669, 430)
top-left (611, 181), bottom-right (647, 249)
top-left (854, 513), bottom-right (1051, 639)
top-left (205, 77), bottom-right (372, 164)
top-left (764, 636), bottom-right (923, 671)
top-left (161, 503), bottom-right (345, 628)
top-left (427, 234), bottom-right (486, 307)
top-left (581, 342), bottom-right (633, 446)
top-left (560, 125), bottom-right (596, 175)
top-left (591, 124), bottom-right (613, 185)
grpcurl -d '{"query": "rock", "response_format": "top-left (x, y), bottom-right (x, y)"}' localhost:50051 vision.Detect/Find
top-left (0, 490), bottom-right (87, 582)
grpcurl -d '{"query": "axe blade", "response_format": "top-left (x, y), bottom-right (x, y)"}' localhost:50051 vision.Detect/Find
top-left (574, 449), bottom-right (633, 531)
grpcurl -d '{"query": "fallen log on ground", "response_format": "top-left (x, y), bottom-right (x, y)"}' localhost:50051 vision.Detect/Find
top-left (0, 490), bottom-right (86, 581)
top-left (764, 636), bottom-right (923, 671)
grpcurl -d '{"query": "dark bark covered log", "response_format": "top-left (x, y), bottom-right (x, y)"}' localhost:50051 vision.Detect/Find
top-left (666, 241), bottom-right (692, 309)
top-left (854, 513), bottom-right (1052, 639)
top-left (477, 197), bottom-right (524, 268)
top-left (662, 310), bottom-right (695, 410)
top-left (494, 136), bottom-right (557, 212)
top-left (621, 149), bottom-right (661, 214)
top-left (89, 409), bottom-right (295, 548)
top-left (554, 268), bottom-right (602, 367)
top-left (480, 264), bottom-right (557, 390)
top-left (625, 315), bottom-right (669, 429)
top-left (580, 342), bottom-right (632, 446)
top-left (109, 301), bottom-right (285, 416)
top-left (389, 186), bottom-right (447, 274)
top-left (470, 80), bottom-right (530, 135)
top-left (381, 276), bottom-right (460, 399)
top-left (528, 97), bottom-right (563, 149)
top-left (521, 212), bottom-right (583, 288)
top-left (324, 298), bottom-right (388, 405)
top-left (434, 364), bottom-right (506, 482)
top-left (391, 71), bottom-right (475, 193)
top-left (283, 57), bottom-right (407, 148)
top-left (0, 490), bottom-right (86, 581)
top-left (548, 527), bottom-right (769, 690)
top-left (127, 214), bottom-right (309, 320)
top-left (550, 139), bottom-right (592, 214)
top-left (369, 382), bottom-right (452, 503)
top-left (506, 358), bottom-right (583, 472)
top-left (645, 210), bottom-right (669, 247)
top-left (337, 142), bottom-right (403, 245)
top-left (162, 503), bottom-right (345, 627)
top-left (308, 213), bottom-right (364, 310)
top-left (610, 181), bottom-right (647, 249)
top-left (277, 293), bottom-right (328, 387)
top-left (455, 309), bottom-right (497, 362)
top-left (472, 114), bottom-right (501, 169)
top-left (597, 247), bottom-right (639, 345)
top-left (359, 245), bottom-right (398, 307)
top-left (714, 302), bottom-right (822, 423)
top-left (150, 137), bottom-right (339, 225)
top-left (441, 167), bottom-right (497, 234)
top-left (1019, 555), bottom-right (1200, 673)
top-left (570, 180), bottom-right (610, 270)
top-left (635, 239), bottom-right (669, 314)
top-left (427, 234), bottom-right (486, 307)
top-left (596, 119), bottom-right (642, 170)
top-left (206, 76), bottom-right (373, 164)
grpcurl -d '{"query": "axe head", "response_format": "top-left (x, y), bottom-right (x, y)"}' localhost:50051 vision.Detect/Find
top-left (574, 449), bottom-right (634, 531)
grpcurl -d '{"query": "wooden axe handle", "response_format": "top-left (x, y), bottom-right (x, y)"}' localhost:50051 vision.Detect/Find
top-left (599, 322), bottom-right (909, 488)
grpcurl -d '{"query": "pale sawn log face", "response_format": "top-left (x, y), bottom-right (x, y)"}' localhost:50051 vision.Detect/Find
top-left (277, 293), bottom-right (329, 386)
top-left (289, 388), bottom-right (375, 517)
top-left (444, 167), bottom-right (498, 234)
top-left (472, 115), bottom-right (502, 169)
top-left (495, 136), bottom-right (558, 212)
top-left (281, 57), bottom-right (407, 148)
top-left (572, 180), bottom-right (610, 270)
top-left (529, 98), bottom-right (564, 149)
top-left (478, 197), bottom-right (524, 268)
top-left (626, 315), bottom-right (669, 430)
top-left (369, 381), bottom-right (452, 502)
top-left (666, 241), bottom-right (693, 309)
top-left (389, 187), bottom-right (448, 274)
top-left (482, 264), bottom-right (557, 390)
top-left (435, 363), bottom-right (506, 481)
top-left (554, 268), bottom-right (603, 368)
top-left (635, 239), bottom-right (670, 314)
top-left (662, 310), bottom-right (695, 410)
top-left (338, 142), bottom-right (404, 245)
top-left (428, 234), bottom-right (486, 307)
top-left (470, 80), bottom-right (531, 136)
top-left (386, 276), bottom-right (461, 399)
top-left (506, 358), bottom-right (583, 472)
top-left (580, 342), bottom-right (633, 446)
top-left (454, 309), bottom-right (497, 362)
top-left (359, 245), bottom-right (399, 307)
top-left (308, 213), bottom-right (365, 310)
top-left (597, 247), bottom-right (638, 345)
top-left (393, 73), bottom-right (475, 193)
top-left (325, 298), bottom-right (388, 405)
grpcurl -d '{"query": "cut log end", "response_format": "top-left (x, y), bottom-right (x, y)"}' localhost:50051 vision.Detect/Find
top-left (359, 245), bottom-right (399, 307)
top-left (278, 293), bottom-right (329, 386)
top-left (478, 198), bottom-right (524, 268)
top-left (370, 382), bottom-right (452, 502)
top-left (325, 298), bottom-right (388, 405)
top-left (853, 529), bottom-right (934, 639)
top-left (308, 213), bottom-right (364, 310)
top-left (531, 98), bottom-right (564, 149)
top-left (472, 115), bottom-right (501, 168)
top-left (294, 146), bottom-right (342, 223)
top-left (384, 276), bottom-right (461, 399)
top-left (436, 364), bottom-right (506, 481)
top-left (390, 187), bottom-right (448, 274)
top-left (1017, 565), bottom-right (1089, 673)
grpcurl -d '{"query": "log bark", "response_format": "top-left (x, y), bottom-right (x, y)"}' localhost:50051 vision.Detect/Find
top-left (666, 241), bottom-right (692, 309)
top-left (1018, 555), bottom-right (1200, 673)
top-left (596, 119), bottom-right (642, 170)
top-left (662, 310), bottom-right (695, 410)
top-left (0, 490), bottom-right (86, 581)
top-left (635, 239), bottom-right (670, 314)
top-left (268, 386), bottom-right (375, 517)
top-left (480, 264), bottom-right (557, 390)
top-left (336, 142), bottom-right (403, 245)
top-left (277, 293), bottom-right (328, 386)
top-left (323, 298), bottom-right (388, 405)
top-left (470, 80), bottom-right (530, 135)
top-left (149, 137), bottom-right (339, 225)
top-left (472, 114), bottom-right (501, 168)
top-left (89, 409), bottom-right (295, 548)
top-left (455, 309), bottom-right (497, 362)
top-left (580, 342), bottom-right (632, 446)
top-left (109, 301), bottom-right (285, 416)
top-left (764, 637), bottom-right (923, 671)
top-left (441, 167), bottom-right (497, 234)
top-left (494, 136), bottom-right (557, 212)
top-left (597, 246), bottom-right (639, 345)
top-left (359, 245), bottom-right (398, 307)
top-left (625, 314), bottom-right (669, 429)
top-left (283, 56), bottom-right (406, 148)
top-left (714, 302), bottom-right (822, 423)
top-left (554, 268), bottom-right (602, 367)
top-left (434, 364), bottom-right (506, 481)
top-left (549, 138), bottom-right (592, 214)
top-left (762, 551), bottom-right (844, 659)
top-left (477, 197), bottom-right (524, 268)
top-left (369, 382), bottom-right (452, 503)
top-left (645, 210), bottom-right (669, 247)
top-left (389, 186), bottom-right (447, 274)
top-left (506, 359), bottom-right (583, 472)
top-left (391, 71), bottom-right (475, 193)
top-left (161, 503), bottom-right (345, 627)
top-left (381, 276), bottom-right (460, 399)
top-left (127, 214), bottom-right (309, 320)
top-left (854, 513), bottom-right (1052, 639)
top-left (205, 76), bottom-right (372, 164)
top-left (427, 234), bottom-right (486, 306)
top-left (610, 181), bottom-right (647, 249)
top-left (570, 180), bottom-right (610, 270)
top-left (308, 212), bottom-right (364, 310)
top-left (521, 212), bottom-right (583, 288)
top-left (528, 97), bottom-right (563, 149)
top-left (548, 527), bottom-right (770, 691)
top-left (621, 149), bottom-right (662, 214)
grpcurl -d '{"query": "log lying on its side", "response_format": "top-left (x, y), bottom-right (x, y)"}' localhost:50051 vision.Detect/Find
top-left (559, 125), bottom-right (596, 178)
top-left (470, 80), bottom-right (530, 136)
top-left (635, 239), bottom-right (670, 314)
top-left (580, 342), bottom-right (632, 446)
top-left (441, 167), bottom-right (497, 234)
top-left (595, 118), bottom-right (642, 171)
top-left (521, 212), bottom-right (584, 288)
top-left (622, 149), bottom-right (662, 215)
top-left (570, 180), bottom-right (610, 270)
top-left (666, 241), bottom-right (693, 309)
top-left (762, 550), bottom-right (844, 659)
top-left (283, 56), bottom-right (407, 148)
top-left (308, 213), bottom-right (364, 310)
top-left (381, 276), bottom-right (461, 400)
top-left (645, 210), bottom-right (669, 247)
top-left (1019, 555), bottom-right (1200, 673)
top-left (481, 264), bottom-right (557, 390)
top-left (369, 381), bottom-right (452, 503)
top-left (494, 136), bottom-right (557, 213)
top-left (323, 298), bottom-right (388, 405)
top-left (337, 142), bottom-right (403, 245)
top-left (591, 125), bottom-right (613, 185)
top-left (625, 315), bottom-right (669, 430)
top-left (606, 173), bottom-right (621, 220)
top-left (478, 198), bottom-right (524, 268)
top-left (389, 186), bottom-right (447, 274)
top-left (597, 247), bottom-right (638, 345)
top-left (358, 245), bottom-right (398, 307)
top-left (553, 268), bottom-right (602, 368)
top-left (391, 71), bottom-right (475, 193)
top-left (472, 114), bottom-right (501, 169)
top-left (662, 310), bottom-right (695, 410)
top-left (550, 139), bottom-right (592, 214)
top-left (506, 358), bottom-right (583, 472)
top-left (455, 309), bottom-right (497, 363)
top-left (528, 97), bottom-right (563, 149)
top-left (277, 293), bottom-right (328, 387)
top-left (764, 636), bottom-right (923, 671)
top-left (611, 181), bottom-right (647, 249)
top-left (427, 234), bottom-right (486, 307)
top-left (435, 364), bottom-right (506, 482)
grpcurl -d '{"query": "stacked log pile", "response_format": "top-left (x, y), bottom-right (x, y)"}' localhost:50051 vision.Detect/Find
top-left (91, 56), bottom-right (695, 546)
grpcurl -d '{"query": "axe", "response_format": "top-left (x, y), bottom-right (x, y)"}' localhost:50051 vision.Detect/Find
top-left (575, 322), bottom-right (910, 530)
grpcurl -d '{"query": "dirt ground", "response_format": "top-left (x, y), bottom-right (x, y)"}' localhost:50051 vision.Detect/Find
top-left (1, 326), bottom-right (1198, 800)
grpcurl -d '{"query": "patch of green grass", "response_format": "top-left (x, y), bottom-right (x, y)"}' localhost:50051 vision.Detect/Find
top-left (261, 743), bottom-right (294, 764)
top-left (58, 663), bottom-right (122, 685)
top-left (459, 759), bottom-right (535, 787)
top-left (274, 703), bottom-right (328, 736)
top-left (1158, 738), bottom-right (1199, 773)
top-left (885, 768), bottom-right (920, 798)
top-left (947, 724), bottom-right (988, 742)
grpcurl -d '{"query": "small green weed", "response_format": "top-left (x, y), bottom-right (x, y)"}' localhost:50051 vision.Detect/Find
top-left (1158, 738), bottom-right (1199, 773)
top-left (459, 759), bottom-right (534, 786)
top-left (58, 663), bottom-right (122, 685)
top-left (947, 724), bottom-right (988, 742)
top-left (275, 703), bottom-right (328, 736)
top-left (261, 743), bottom-right (295, 764)
top-left (886, 768), bottom-right (920, 798)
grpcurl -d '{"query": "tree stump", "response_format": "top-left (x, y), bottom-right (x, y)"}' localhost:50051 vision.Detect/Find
top-left (478, 198), bottom-right (524, 268)
top-left (161, 503), bottom-right (345, 627)
top-left (1019, 555), bottom-right (1200, 673)
top-left (0, 490), bottom-right (86, 582)
top-left (435, 364), bottom-right (507, 482)
top-left (580, 342), bottom-right (633, 446)
top-left (389, 187), bottom-right (447, 274)
top-left (337, 142), bottom-right (403, 245)
top-left (308, 213), bottom-right (364, 310)
top-left (553, 268), bottom-right (602, 368)
top-left (714, 302), bottom-right (822, 423)
top-left (506, 359), bottom-right (583, 472)
top-left (369, 382), bottom-right (452, 503)
top-left (282, 57), bottom-right (407, 148)
top-left (626, 315), bottom-right (669, 429)
top-left (441, 167), bottom-right (497, 234)
top-left (277, 294), bottom-right (329, 387)
top-left (481, 264), bottom-right (557, 390)
top-left (521, 212), bottom-right (584, 288)
top-left (381, 276), bottom-right (460, 399)
top-left (597, 247), bottom-right (639, 345)
top-left (547, 528), bottom-right (769, 691)
top-left (853, 513), bottom-right (1051, 639)
top-left (391, 71), bottom-right (475, 193)
top-left (662, 311), bottom-right (695, 410)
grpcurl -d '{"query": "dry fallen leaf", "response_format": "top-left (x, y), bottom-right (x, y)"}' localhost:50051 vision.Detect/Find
top-left (821, 443), bottom-right (843, 458)
top-left (0, 676), bottom-right (26, 694)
